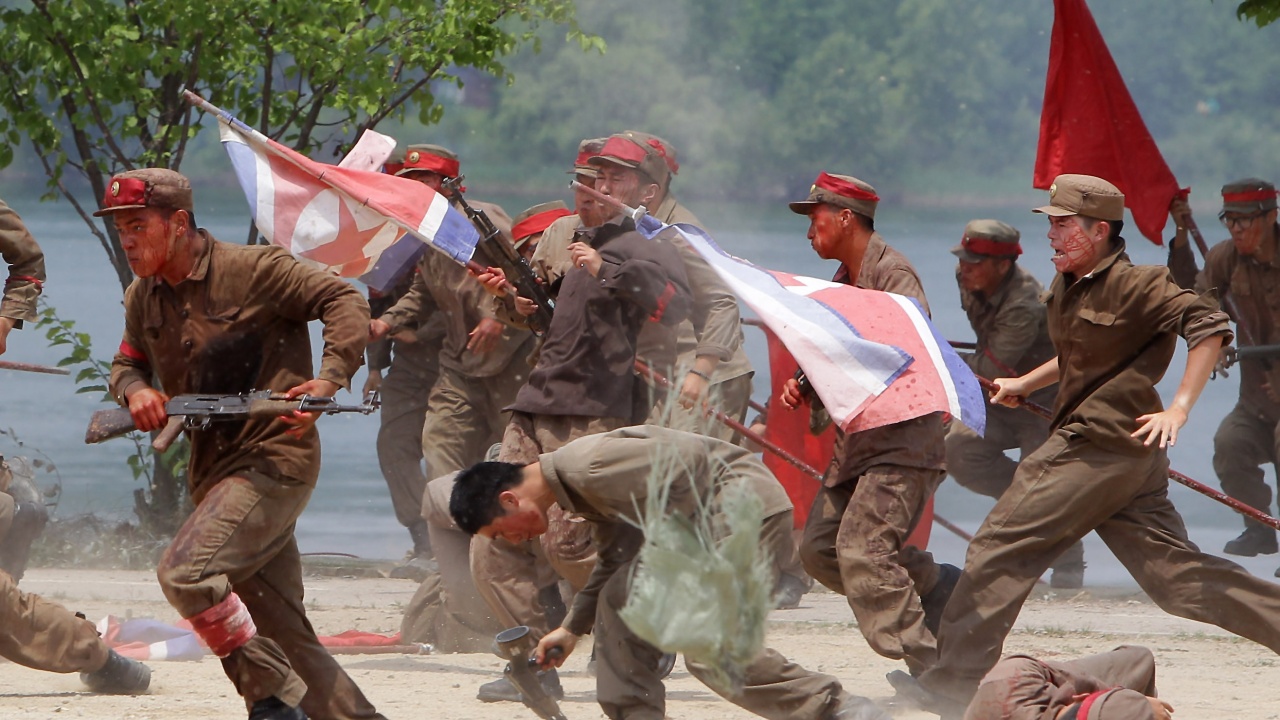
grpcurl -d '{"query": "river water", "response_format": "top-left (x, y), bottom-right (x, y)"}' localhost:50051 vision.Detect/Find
top-left (2, 185), bottom-right (1274, 587)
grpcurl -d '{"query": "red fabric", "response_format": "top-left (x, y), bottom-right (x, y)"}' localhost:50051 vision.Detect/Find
top-left (4, 274), bottom-right (43, 288)
top-left (187, 592), bottom-right (257, 657)
top-left (1034, 0), bottom-right (1180, 245)
top-left (814, 172), bottom-right (879, 202)
top-left (402, 152), bottom-right (459, 178)
top-left (102, 176), bottom-right (148, 209)
top-left (1223, 189), bottom-right (1279, 203)
top-left (644, 138), bottom-right (679, 174)
top-left (318, 630), bottom-right (403, 647)
top-left (118, 340), bottom-right (148, 362)
top-left (600, 136), bottom-right (648, 165)
top-left (961, 236), bottom-right (1022, 257)
top-left (760, 326), bottom-right (933, 549)
top-left (1077, 689), bottom-right (1111, 719)
top-left (512, 208), bottom-right (572, 241)
top-left (648, 281), bottom-right (677, 323)
top-left (382, 161), bottom-right (405, 175)
top-left (573, 148), bottom-right (599, 166)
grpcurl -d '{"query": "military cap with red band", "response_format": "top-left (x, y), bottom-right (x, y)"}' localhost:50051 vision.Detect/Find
top-left (1221, 178), bottom-right (1278, 215)
top-left (395, 144), bottom-right (460, 179)
top-left (587, 133), bottom-right (672, 186)
top-left (788, 172), bottom-right (880, 218)
top-left (951, 219), bottom-right (1022, 262)
top-left (511, 201), bottom-right (572, 248)
top-left (570, 137), bottom-right (608, 178)
top-left (93, 168), bottom-right (194, 216)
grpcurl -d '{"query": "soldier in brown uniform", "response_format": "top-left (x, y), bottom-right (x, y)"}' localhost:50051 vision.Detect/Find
top-left (945, 219), bottom-right (1086, 589)
top-left (963, 645), bottom-right (1169, 720)
top-left (902, 174), bottom-right (1280, 715)
top-left (1167, 179), bottom-right (1280, 563)
top-left (103, 169), bottom-right (381, 720)
top-left (781, 173), bottom-right (956, 677)
top-left (449, 425), bottom-right (890, 720)
top-left (588, 132), bottom-right (756, 441)
top-left (0, 198), bottom-right (152, 696)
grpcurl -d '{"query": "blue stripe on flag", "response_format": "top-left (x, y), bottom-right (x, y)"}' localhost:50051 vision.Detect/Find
top-left (434, 205), bottom-right (481, 264)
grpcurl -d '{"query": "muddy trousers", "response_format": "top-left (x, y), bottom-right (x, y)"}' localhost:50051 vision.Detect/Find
top-left (945, 417), bottom-right (1085, 572)
top-left (375, 364), bottom-right (435, 539)
top-left (921, 429), bottom-right (1280, 706)
top-left (595, 517), bottom-right (843, 720)
top-left (1213, 402), bottom-right (1280, 531)
top-left (158, 472), bottom-right (383, 719)
top-left (0, 570), bottom-right (108, 675)
top-left (420, 365), bottom-right (527, 479)
top-left (470, 413), bottom-right (625, 631)
top-left (799, 464), bottom-right (945, 675)
top-left (966, 645), bottom-right (1156, 719)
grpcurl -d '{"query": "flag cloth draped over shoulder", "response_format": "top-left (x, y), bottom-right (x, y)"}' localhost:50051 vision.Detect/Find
top-left (643, 218), bottom-right (985, 437)
top-left (214, 110), bottom-right (477, 291)
top-left (1034, 0), bottom-right (1181, 245)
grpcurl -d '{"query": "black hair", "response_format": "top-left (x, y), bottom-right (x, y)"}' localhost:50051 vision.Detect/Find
top-left (449, 461), bottom-right (526, 535)
top-left (1080, 216), bottom-right (1124, 247)
top-left (853, 211), bottom-right (875, 233)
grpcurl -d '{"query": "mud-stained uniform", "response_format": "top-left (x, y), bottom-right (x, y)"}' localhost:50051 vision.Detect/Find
top-left (945, 264), bottom-right (1084, 573)
top-left (796, 233), bottom-right (947, 675)
top-left (920, 244), bottom-right (1280, 707)
top-left (110, 234), bottom-right (382, 719)
top-left (544, 425), bottom-right (843, 720)
top-left (963, 645), bottom-right (1157, 720)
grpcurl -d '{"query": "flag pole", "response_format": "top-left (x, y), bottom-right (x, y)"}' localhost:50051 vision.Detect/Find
top-left (974, 375), bottom-right (1280, 531)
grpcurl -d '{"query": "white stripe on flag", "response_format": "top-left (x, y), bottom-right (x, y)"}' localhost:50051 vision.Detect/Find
top-left (886, 293), bottom-right (964, 420)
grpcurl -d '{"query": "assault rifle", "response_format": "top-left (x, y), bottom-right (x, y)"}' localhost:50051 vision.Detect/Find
top-left (84, 390), bottom-right (380, 452)
top-left (441, 177), bottom-right (556, 335)
top-left (1235, 344), bottom-right (1280, 363)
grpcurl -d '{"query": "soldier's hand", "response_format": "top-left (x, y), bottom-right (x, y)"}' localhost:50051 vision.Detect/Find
top-left (988, 377), bottom-right (1026, 408)
top-left (534, 627), bottom-right (578, 669)
top-left (467, 317), bottom-right (505, 354)
top-left (678, 370), bottom-right (710, 411)
top-left (280, 378), bottom-right (342, 438)
top-left (779, 377), bottom-right (804, 410)
top-left (1148, 697), bottom-right (1174, 720)
top-left (127, 386), bottom-right (170, 433)
top-left (363, 370), bottom-right (383, 396)
top-left (471, 266), bottom-right (509, 297)
top-left (1215, 345), bottom-right (1238, 377)
top-left (1169, 197), bottom-right (1192, 247)
top-left (568, 242), bottom-right (603, 277)
top-left (368, 318), bottom-right (392, 342)
top-left (0, 317), bottom-right (14, 355)
top-left (1132, 406), bottom-right (1189, 448)
top-left (743, 421), bottom-right (768, 453)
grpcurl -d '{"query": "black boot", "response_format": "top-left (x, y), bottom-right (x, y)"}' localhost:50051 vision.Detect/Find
top-left (919, 563), bottom-right (961, 636)
top-left (476, 668), bottom-right (563, 703)
top-left (1223, 524), bottom-right (1278, 557)
top-left (248, 696), bottom-right (308, 720)
top-left (80, 649), bottom-right (151, 695)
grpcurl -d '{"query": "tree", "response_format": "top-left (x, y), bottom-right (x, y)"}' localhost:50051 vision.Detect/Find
top-left (1233, 0), bottom-right (1280, 26)
top-left (0, 0), bottom-right (601, 291)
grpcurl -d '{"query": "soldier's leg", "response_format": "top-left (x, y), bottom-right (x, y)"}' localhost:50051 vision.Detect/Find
top-left (944, 418), bottom-right (1018, 500)
top-left (237, 536), bottom-right (384, 720)
top-left (798, 482), bottom-right (852, 594)
top-left (1099, 454), bottom-right (1280, 655)
top-left (156, 472), bottom-right (310, 709)
top-left (0, 570), bottom-right (109, 674)
top-left (835, 465), bottom-right (944, 675)
top-left (422, 368), bottom-right (495, 479)
top-left (418, 473), bottom-right (502, 652)
top-left (1054, 645), bottom-right (1157, 696)
top-left (685, 648), bottom-right (848, 720)
top-left (594, 558), bottom-right (667, 720)
top-left (1213, 404), bottom-right (1277, 545)
top-left (759, 510), bottom-right (812, 600)
top-left (375, 366), bottom-right (433, 549)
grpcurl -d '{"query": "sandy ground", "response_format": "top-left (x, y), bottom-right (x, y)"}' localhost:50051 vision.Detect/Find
top-left (4, 565), bottom-right (1278, 720)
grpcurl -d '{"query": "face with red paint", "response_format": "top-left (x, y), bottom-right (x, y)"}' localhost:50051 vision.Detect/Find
top-left (477, 492), bottom-right (549, 544)
top-left (1046, 215), bottom-right (1108, 275)
top-left (113, 207), bottom-right (186, 278)
top-left (807, 203), bottom-right (852, 260)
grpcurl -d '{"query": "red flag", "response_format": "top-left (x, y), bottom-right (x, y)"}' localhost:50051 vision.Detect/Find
top-left (1034, 0), bottom-right (1180, 245)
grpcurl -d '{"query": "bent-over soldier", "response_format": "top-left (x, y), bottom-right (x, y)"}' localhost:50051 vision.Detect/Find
top-left (1168, 179), bottom-right (1280, 565)
top-left (103, 169), bottom-right (382, 720)
top-left (945, 219), bottom-right (1085, 589)
top-left (450, 425), bottom-right (891, 720)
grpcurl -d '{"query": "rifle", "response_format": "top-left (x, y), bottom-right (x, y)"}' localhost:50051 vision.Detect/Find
top-left (84, 390), bottom-right (380, 452)
top-left (494, 626), bottom-right (567, 720)
top-left (441, 177), bottom-right (556, 335)
top-left (1234, 344), bottom-right (1280, 363)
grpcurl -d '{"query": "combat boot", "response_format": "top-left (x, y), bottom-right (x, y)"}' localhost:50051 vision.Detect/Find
top-left (476, 668), bottom-right (563, 703)
top-left (827, 692), bottom-right (892, 720)
top-left (773, 572), bottom-right (811, 610)
top-left (919, 563), bottom-right (961, 636)
top-left (1049, 561), bottom-right (1085, 589)
top-left (248, 696), bottom-right (308, 720)
top-left (80, 650), bottom-right (151, 694)
top-left (1223, 524), bottom-right (1278, 557)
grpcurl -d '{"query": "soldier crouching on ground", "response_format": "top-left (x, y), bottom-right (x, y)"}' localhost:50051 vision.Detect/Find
top-left (450, 425), bottom-right (891, 720)
top-left (101, 169), bottom-right (383, 720)
top-left (0, 197), bottom-right (151, 695)
top-left (944, 218), bottom-right (1086, 589)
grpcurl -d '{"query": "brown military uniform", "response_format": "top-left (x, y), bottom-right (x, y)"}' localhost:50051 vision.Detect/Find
top-left (919, 244), bottom-right (1280, 706)
top-left (963, 646), bottom-right (1157, 720)
top-left (798, 232), bottom-right (948, 675)
top-left (110, 235), bottom-right (381, 718)
top-left (0, 198), bottom-right (46, 327)
top-left (0, 200), bottom-right (111, 679)
top-left (368, 271), bottom-right (445, 551)
top-left (945, 263), bottom-right (1085, 574)
top-left (543, 425), bottom-right (845, 720)
top-left (1171, 223), bottom-right (1280, 536)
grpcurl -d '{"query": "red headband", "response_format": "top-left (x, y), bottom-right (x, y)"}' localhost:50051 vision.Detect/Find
top-left (962, 235), bottom-right (1022, 257)
top-left (599, 136), bottom-right (648, 165)
top-left (814, 172), bottom-right (879, 203)
top-left (1222, 189), bottom-right (1278, 203)
top-left (574, 148), bottom-right (601, 167)
top-left (402, 152), bottom-right (460, 179)
top-left (645, 138), bottom-right (679, 174)
top-left (102, 176), bottom-right (149, 209)
top-left (512, 208), bottom-right (572, 242)
top-left (383, 161), bottom-right (405, 175)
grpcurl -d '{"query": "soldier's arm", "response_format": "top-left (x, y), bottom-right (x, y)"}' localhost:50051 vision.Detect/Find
top-left (0, 200), bottom-right (47, 343)
top-left (561, 522), bottom-right (644, 636)
top-left (665, 233), bottom-right (742, 370)
top-left (379, 258), bottom-right (439, 335)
